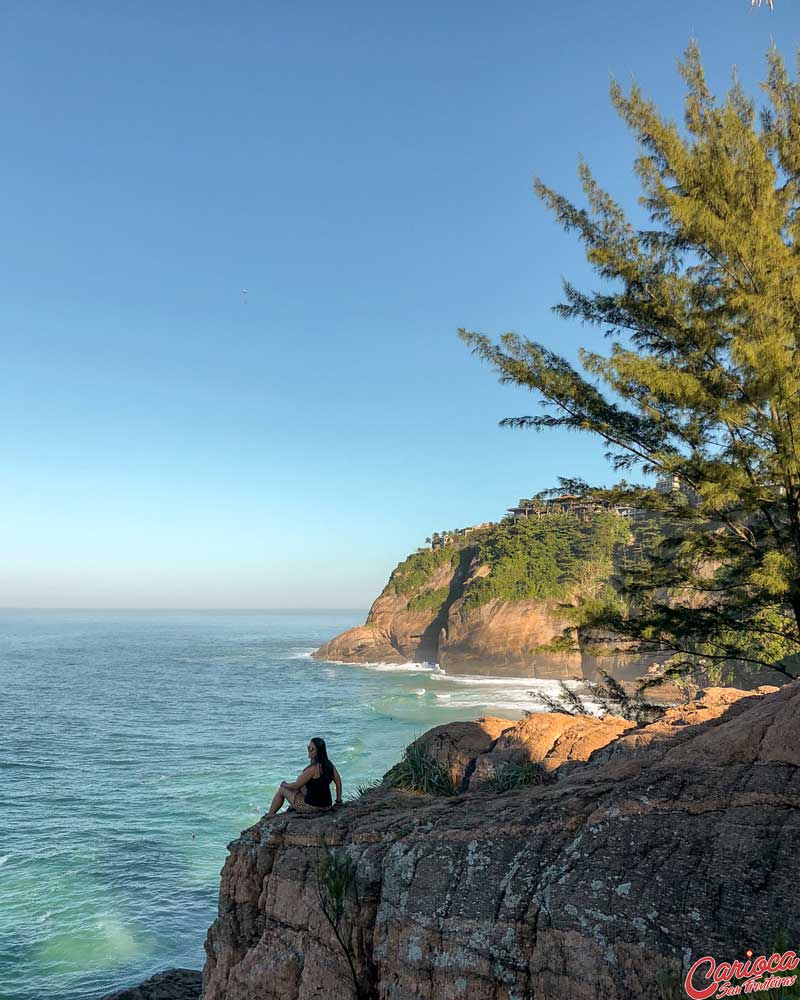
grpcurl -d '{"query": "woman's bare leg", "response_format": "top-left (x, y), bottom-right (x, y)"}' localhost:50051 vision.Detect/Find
top-left (267, 787), bottom-right (289, 816)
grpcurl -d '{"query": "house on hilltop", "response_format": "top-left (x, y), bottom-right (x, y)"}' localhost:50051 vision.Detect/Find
top-left (507, 494), bottom-right (636, 523)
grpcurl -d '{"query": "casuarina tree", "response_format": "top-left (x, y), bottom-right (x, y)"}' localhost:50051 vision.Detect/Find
top-left (461, 43), bottom-right (800, 681)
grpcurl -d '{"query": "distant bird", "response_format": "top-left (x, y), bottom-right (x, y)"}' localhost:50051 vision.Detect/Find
top-left (242, 288), bottom-right (248, 305)
top-left (751, 0), bottom-right (774, 8)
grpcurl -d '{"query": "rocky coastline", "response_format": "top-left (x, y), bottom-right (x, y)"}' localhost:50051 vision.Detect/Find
top-left (105, 680), bottom-right (800, 999)
top-left (312, 531), bottom-right (658, 681)
top-left (198, 681), bottom-right (799, 999)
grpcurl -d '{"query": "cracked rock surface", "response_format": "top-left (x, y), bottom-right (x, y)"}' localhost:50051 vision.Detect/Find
top-left (203, 683), bottom-right (800, 1000)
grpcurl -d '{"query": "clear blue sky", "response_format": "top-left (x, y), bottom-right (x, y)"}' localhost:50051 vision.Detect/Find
top-left (1, 0), bottom-right (796, 609)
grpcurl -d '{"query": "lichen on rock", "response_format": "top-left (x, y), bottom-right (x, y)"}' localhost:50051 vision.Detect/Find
top-left (202, 682), bottom-right (800, 999)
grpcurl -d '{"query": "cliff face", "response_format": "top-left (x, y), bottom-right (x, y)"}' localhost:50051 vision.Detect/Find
top-left (439, 596), bottom-right (583, 678)
top-left (313, 517), bottom-right (647, 678)
top-left (313, 557), bottom-right (458, 665)
top-left (312, 587), bottom-right (583, 678)
top-left (203, 683), bottom-right (800, 1000)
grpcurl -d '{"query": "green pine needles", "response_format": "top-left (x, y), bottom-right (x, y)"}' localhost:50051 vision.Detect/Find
top-left (528, 672), bottom-right (667, 726)
top-left (462, 42), bottom-right (800, 682)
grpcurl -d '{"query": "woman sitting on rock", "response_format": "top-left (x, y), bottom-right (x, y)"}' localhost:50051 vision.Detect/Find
top-left (267, 736), bottom-right (343, 816)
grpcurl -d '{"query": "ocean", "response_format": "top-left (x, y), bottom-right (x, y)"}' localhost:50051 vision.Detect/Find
top-left (0, 609), bottom-right (563, 1000)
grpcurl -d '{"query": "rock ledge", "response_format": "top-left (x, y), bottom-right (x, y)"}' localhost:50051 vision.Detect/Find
top-left (203, 682), bottom-right (800, 1000)
top-left (99, 968), bottom-right (202, 1000)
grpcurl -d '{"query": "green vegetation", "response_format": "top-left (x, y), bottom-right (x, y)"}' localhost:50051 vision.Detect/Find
top-left (385, 741), bottom-right (454, 796)
top-left (762, 933), bottom-right (800, 999)
top-left (459, 512), bottom-right (629, 612)
top-left (528, 672), bottom-right (668, 725)
top-left (346, 779), bottom-right (383, 801)
top-left (406, 586), bottom-right (450, 612)
top-left (528, 681), bottom-right (587, 717)
top-left (655, 969), bottom-right (683, 1000)
top-left (387, 508), bottom-right (632, 621)
top-left (765, 980), bottom-right (800, 1000)
top-left (656, 950), bottom-right (800, 1000)
top-left (387, 494), bottom-right (643, 621)
top-left (314, 846), bottom-right (374, 1000)
top-left (485, 761), bottom-right (547, 794)
top-left (462, 43), bottom-right (800, 680)
top-left (388, 546), bottom-right (458, 597)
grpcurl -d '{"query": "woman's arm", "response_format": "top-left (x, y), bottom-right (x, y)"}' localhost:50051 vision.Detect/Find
top-left (281, 765), bottom-right (318, 792)
top-left (332, 766), bottom-right (343, 804)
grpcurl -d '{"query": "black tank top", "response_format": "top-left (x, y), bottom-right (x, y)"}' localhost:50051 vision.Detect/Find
top-left (305, 765), bottom-right (333, 808)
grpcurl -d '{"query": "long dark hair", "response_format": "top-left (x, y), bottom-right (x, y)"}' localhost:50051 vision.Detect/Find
top-left (310, 736), bottom-right (334, 781)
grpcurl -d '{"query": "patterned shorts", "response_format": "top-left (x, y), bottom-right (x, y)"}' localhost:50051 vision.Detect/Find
top-left (286, 788), bottom-right (330, 814)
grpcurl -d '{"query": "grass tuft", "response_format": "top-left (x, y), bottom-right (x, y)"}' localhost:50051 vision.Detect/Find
top-left (655, 969), bottom-right (683, 1000)
top-left (346, 779), bottom-right (383, 801)
top-left (485, 761), bottom-right (547, 794)
top-left (385, 741), bottom-right (454, 796)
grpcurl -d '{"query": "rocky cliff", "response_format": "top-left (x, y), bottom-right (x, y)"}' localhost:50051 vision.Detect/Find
top-left (313, 514), bottom-right (649, 679)
top-left (202, 682), bottom-right (800, 1000)
top-left (313, 547), bottom-right (461, 666)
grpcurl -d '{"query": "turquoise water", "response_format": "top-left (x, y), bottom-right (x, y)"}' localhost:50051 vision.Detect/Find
top-left (0, 609), bottom-right (544, 1000)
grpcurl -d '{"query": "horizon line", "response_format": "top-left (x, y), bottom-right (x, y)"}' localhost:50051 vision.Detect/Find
top-left (0, 606), bottom-right (368, 613)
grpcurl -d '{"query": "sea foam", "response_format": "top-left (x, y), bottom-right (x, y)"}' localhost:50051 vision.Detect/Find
top-left (288, 648), bottom-right (317, 660)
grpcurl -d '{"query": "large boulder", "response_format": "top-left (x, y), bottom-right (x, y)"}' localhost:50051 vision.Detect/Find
top-left (405, 716), bottom-right (513, 790)
top-left (203, 682), bottom-right (800, 1000)
top-left (467, 710), bottom-right (632, 787)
